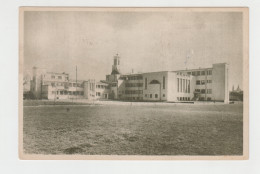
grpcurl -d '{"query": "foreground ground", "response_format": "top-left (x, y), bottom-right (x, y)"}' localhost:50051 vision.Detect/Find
top-left (23, 101), bottom-right (243, 155)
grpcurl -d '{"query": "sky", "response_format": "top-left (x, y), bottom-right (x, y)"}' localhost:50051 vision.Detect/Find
top-left (23, 10), bottom-right (243, 90)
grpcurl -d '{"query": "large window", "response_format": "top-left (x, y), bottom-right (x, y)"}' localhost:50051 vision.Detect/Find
top-left (183, 79), bottom-right (185, 93)
top-left (180, 78), bottom-right (182, 92)
top-left (185, 79), bottom-right (188, 93)
top-left (188, 80), bottom-right (190, 93)
top-left (177, 78), bottom-right (179, 92)
top-left (163, 76), bottom-right (165, 89)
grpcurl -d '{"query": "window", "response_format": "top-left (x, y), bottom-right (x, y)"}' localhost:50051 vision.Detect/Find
top-left (188, 80), bottom-right (190, 93)
top-left (145, 94), bottom-right (148, 97)
top-left (185, 79), bottom-right (188, 93)
top-left (201, 89), bottom-right (205, 94)
top-left (163, 94), bottom-right (165, 97)
top-left (180, 79), bottom-right (182, 92)
top-left (73, 83), bottom-right (76, 87)
top-left (51, 83), bottom-right (55, 87)
top-left (195, 89), bottom-right (201, 93)
top-left (207, 70), bottom-right (212, 75)
top-left (207, 89), bottom-right (212, 94)
top-left (201, 80), bottom-right (205, 85)
top-left (177, 97), bottom-right (179, 101)
top-left (207, 80), bottom-right (212, 83)
top-left (196, 80), bottom-right (200, 85)
top-left (155, 94), bottom-right (158, 98)
top-left (201, 71), bottom-right (205, 75)
top-left (197, 71), bottom-right (201, 76)
top-left (183, 79), bottom-right (185, 92)
top-left (58, 76), bottom-right (62, 79)
top-left (207, 97), bottom-right (212, 101)
top-left (163, 76), bottom-right (165, 89)
top-left (177, 78), bottom-right (179, 92)
top-left (150, 94), bottom-right (152, 98)
top-left (51, 75), bottom-right (55, 79)
top-left (187, 72), bottom-right (191, 75)
top-left (192, 71), bottom-right (196, 76)
top-left (145, 78), bottom-right (147, 89)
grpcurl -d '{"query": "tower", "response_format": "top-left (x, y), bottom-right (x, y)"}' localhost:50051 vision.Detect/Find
top-left (111, 54), bottom-right (120, 75)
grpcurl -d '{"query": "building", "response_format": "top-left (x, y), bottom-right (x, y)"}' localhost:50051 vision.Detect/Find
top-left (29, 54), bottom-right (229, 103)
top-left (105, 54), bottom-right (229, 103)
top-left (30, 67), bottom-right (109, 100)
top-left (230, 85), bottom-right (243, 101)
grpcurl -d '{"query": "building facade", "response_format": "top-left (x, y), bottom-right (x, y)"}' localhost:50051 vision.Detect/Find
top-left (29, 55), bottom-right (229, 103)
top-left (105, 55), bottom-right (229, 103)
top-left (30, 67), bottom-right (109, 100)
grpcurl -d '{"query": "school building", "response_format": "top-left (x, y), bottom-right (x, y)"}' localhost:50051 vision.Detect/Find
top-left (105, 54), bottom-right (229, 103)
top-left (29, 54), bottom-right (229, 103)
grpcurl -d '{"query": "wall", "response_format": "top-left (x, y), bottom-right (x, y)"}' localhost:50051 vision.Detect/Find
top-left (212, 63), bottom-right (229, 103)
top-left (142, 72), bottom-right (168, 101)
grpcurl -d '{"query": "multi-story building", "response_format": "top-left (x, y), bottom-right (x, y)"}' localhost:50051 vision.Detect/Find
top-left (30, 67), bottom-right (109, 100)
top-left (105, 54), bottom-right (229, 103)
top-left (30, 54), bottom-right (229, 103)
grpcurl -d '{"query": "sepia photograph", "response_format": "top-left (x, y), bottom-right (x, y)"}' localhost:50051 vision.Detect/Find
top-left (19, 7), bottom-right (249, 160)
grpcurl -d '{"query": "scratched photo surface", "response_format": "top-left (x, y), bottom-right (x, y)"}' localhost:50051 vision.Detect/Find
top-left (20, 8), bottom-right (248, 159)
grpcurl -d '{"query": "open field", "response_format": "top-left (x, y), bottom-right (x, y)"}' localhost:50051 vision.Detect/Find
top-left (23, 101), bottom-right (243, 155)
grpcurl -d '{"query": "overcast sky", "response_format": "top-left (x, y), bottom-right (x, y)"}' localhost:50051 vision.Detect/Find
top-left (24, 10), bottom-right (243, 90)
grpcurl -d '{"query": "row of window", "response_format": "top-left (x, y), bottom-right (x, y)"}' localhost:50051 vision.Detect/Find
top-left (125, 83), bottom-right (143, 87)
top-left (96, 84), bottom-right (108, 89)
top-left (177, 97), bottom-right (190, 101)
top-left (52, 91), bottom-right (84, 95)
top-left (196, 80), bottom-right (212, 85)
top-left (126, 76), bottom-right (143, 80)
top-left (198, 97), bottom-right (212, 101)
top-left (125, 90), bottom-right (143, 94)
top-left (50, 82), bottom-right (83, 88)
top-left (144, 94), bottom-right (166, 98)
top-left (125, 97), bottom-right (143, 100)
top-left (177, 78), bottom-right (190, 93)
top-left (187, 70), bottom-right (212, 76)
top-left (50, 75), bottom-right (68, 80)
top-left (195, 89), bottom-right (212, 94)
